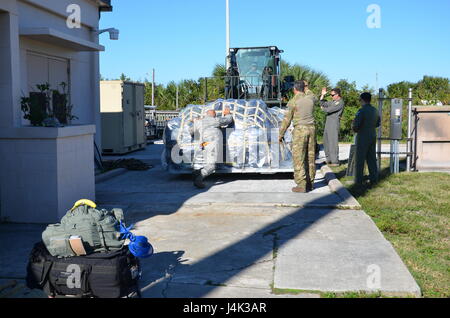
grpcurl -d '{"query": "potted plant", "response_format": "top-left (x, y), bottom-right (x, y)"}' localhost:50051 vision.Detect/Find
top-left (52, 82), bottom-right (77, 125)
top-left (21, 82), bottom-right (77, 126)
top-left (21, 83), bottom-right (51, 126)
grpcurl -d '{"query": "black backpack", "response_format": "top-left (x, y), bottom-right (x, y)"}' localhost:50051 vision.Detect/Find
top-left (26, 241), bottom-right (141, 298)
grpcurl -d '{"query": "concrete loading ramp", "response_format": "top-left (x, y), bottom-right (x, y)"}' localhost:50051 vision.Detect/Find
top-left (94, 143), bottom-right (421, 297)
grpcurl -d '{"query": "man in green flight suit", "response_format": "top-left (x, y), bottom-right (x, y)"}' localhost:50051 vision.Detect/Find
top-left (320, 87), bottom-right (345, 166)
top-left (352, 92), bottom-right (380, 186)
top-left (279, 81), bottom-right (317, 193)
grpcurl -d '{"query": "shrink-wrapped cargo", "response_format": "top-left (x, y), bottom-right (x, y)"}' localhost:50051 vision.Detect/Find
top-left (162, 99), bottom-right (294, 173)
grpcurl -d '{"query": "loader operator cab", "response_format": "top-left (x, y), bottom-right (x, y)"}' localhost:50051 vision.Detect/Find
top-left (244, 62), bottom-right (262, 90)
top-left (225, 46), bottom-right (289, 106)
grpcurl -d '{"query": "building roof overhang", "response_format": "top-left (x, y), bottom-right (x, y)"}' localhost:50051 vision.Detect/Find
top-left (20, 27), bottom-right (105, 51)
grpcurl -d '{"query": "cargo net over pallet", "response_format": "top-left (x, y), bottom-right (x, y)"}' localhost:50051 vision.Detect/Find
top-left (162, 99), bottom-right (294, 173)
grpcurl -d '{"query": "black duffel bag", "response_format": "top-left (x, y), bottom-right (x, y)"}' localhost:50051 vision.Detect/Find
top-left (26, 241), bottom-right (141, 298)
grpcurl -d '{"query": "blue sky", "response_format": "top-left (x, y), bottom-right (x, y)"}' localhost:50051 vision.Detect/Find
top-left (99, 0), bottom-right (450, 89)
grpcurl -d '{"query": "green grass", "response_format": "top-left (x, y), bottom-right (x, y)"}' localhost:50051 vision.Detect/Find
top-left (272, 287), bottom-right (389, 298)
top-left (272, 287), bottom-right (320, 296)
top-left (330, 160), bottom-right (450, 298)
top-left (321, 291), bottom-right (385, 298)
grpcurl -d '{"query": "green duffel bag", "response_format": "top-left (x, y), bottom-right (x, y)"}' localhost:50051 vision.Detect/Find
top-left (42, 203), bottom-right (126, 258)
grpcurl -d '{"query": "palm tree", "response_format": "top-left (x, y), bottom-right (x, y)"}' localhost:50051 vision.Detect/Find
top-left (177, 79), bottom-right (200, 105)
top-left (199, 63), bottom-right (226, 101)
top-left (119, 73), bottom-right (131, 81)
top-left (280, 61), bottom-right (330, 94)
top-left (212, 64), bottom-right (227, 77)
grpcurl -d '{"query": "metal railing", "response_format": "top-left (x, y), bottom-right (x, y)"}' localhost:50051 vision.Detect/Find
top-left (201, 75), bottom-right (285, 106)
top-left (145, 109), bottom-right (179, 138)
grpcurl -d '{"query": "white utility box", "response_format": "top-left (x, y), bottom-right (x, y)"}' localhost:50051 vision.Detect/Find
top-left (100, 80), bottom-right (146, 154)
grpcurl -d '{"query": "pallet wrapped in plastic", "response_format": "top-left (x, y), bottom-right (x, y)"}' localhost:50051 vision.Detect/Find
top-left (162, 99), bottom-right (293, 172)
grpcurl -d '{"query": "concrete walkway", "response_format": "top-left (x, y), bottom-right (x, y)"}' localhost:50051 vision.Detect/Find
top-left (0, 142), bottom-right (420, 298)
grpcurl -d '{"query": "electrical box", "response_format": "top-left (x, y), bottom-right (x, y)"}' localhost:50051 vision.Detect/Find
top-left (412, 106), bottom-right (450, 172)
top-left (390, 98), bottom-right (403, 140)
top-left (100, 81), bottom-right (146, 154)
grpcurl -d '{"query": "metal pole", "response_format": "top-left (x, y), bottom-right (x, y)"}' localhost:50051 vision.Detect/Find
top-left (395, 140), bottom-right (399, 173)
top-left (391, 140), bottom-right (397, 173)
top-left (393, 141), bottom-right (396, 173)
top-left (278, 55), bottom-right (282, 106)
top-left (377, 88), bottom-right (383, 174)
top-left (390, 139), bottom-right (393, 173)
top-left (395, 141), bottom-right (397, 173)
top-left (204, 77), bottom-right (208, 103)
top-left (406, 88), bottom-right (412, 172)
top-left (225, 0), bottom-right (230, 69)
top-left (375, 72), bottom-right (378, 92)
top-left (152, 68), bottom-right (155, 106)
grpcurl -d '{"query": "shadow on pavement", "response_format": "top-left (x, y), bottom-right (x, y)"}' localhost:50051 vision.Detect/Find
top-left (136, 191), bottom-right (340, 297)
top-left (135, 145), bottom-right (408, 297)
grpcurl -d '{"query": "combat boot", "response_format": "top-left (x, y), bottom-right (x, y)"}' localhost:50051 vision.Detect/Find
top-left (192, 170), bottom-right (206, 189)
top-left (292, 186), bottom-right (306, 193)
top-left (192, 169), bottom-right (199, 182)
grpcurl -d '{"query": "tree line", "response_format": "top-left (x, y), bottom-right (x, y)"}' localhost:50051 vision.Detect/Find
top-left (103, 63), bottom-right (450, 142)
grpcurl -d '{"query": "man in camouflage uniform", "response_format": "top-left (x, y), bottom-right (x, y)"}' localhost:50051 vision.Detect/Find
top-left (279, 81), bottom-right (317, 192)
top-left (352, 92), bottom-right (380, 186)
top-left (303, 80), bottom-right (320, 157)
top-left (303, 80), bottom-right (313, 97)
top-left (189, 107), bottom-right (233, 188)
